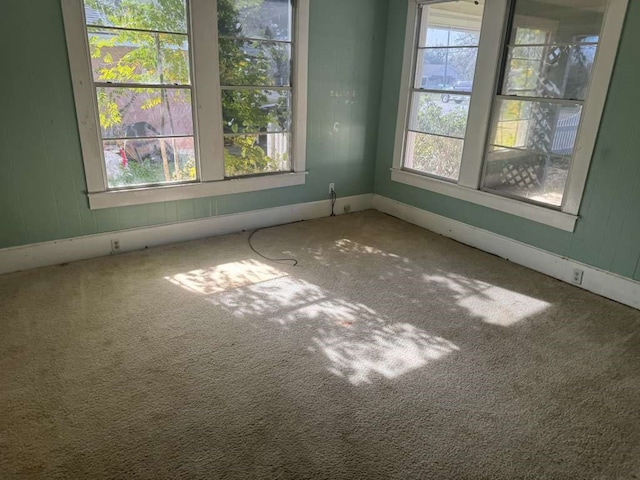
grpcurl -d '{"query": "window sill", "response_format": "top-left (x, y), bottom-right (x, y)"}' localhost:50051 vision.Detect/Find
top-left (88, 171), bottom-right (308, 210)
top-left (390, 168), bottom-right (577, 232)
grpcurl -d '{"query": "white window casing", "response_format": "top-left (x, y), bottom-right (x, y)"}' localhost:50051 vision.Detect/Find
top-left (291, 0), bottom-right (309, 174)
top-left (561, 0), bottom-right (629, 215)
top-left (392, 2), bottom-right (420, 172)
top-left (62, 0), bottom-right (107, 195)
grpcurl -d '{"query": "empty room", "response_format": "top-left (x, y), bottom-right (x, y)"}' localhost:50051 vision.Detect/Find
top-left (2, 0), bottom-right (640, 478)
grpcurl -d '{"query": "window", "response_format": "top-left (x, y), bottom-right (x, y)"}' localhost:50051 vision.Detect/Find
top-left (85, 1), bottom-right (196, 189)
top-left (404, 1), bottom-right (484, 181)
top-left (218, 1), bottom-right (293, 177)
top-left (392, 0), bottom-right (628, 231)
top-left (62, 0), bottom-right (309, 209)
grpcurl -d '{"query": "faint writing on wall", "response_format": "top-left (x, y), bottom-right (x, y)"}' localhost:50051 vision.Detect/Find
top-left (330, 90), bottom-right (357, 105)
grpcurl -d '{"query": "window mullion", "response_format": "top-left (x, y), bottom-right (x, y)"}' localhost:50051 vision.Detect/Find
top-left (190, 0), bottom-right (225, 182)
top-left (458, 0), bottom-right (510, 190)
top-left (94, 82), bottom-right (192, 89)
top-left (496, 94), bottom-right (584, 106)
top-left (219, 86), bottom-right (293, 91)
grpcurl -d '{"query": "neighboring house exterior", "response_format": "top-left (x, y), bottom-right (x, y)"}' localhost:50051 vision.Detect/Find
top-left (421, 63), bottom-right (460, 89)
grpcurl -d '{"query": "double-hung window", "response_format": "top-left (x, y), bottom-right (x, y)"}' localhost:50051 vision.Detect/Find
top-left (404, 1), bottom-right (484, 181)
top-left (392, 0), bottom-right (628, 231)
top-left (62, 0), bottom-right (309, 209)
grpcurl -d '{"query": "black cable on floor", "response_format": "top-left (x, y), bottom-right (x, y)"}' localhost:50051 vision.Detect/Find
top-left (248, 228), bottom-right (299, 266)
top-left (330, 189), bottom-right (337, 216)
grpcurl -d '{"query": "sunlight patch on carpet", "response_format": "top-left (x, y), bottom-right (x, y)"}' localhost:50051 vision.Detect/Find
top-left (206, 276), bottom-right (459, 385)
top-left (206, 276), bottom-right (325, 319)
top-left (164, 260), bottom-right (287, 295)
top-left (315, 322), bottom-right (458, 385)
top-left (334, 239), bottom-right (404, 260)
top-left (424, 274), bottom-right (550, 326)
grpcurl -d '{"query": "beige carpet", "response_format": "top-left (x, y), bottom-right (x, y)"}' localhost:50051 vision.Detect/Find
top-left (1, 210), bottom-right (639, 479)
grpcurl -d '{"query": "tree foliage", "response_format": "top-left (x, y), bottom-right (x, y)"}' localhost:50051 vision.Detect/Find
top-left (217, 0), bottom-right (290, 176)
top-left (87, 0), bottom-right (288, 184)
top-left (410, 98), bottom-right (467, 179)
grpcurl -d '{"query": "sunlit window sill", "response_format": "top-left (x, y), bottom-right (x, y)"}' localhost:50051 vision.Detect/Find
top-left (390, 168), bottom-right (577, 232)
top-left (88, 171), bottom-right (308, 210)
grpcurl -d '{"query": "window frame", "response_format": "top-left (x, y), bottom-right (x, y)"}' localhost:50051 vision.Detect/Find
top-left (62, 0), bottom-right (309, 209)
top-left (391, 0), bottom-right (628, 232)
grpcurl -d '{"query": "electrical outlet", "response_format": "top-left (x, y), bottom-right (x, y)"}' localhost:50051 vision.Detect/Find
top-left (329, 183), bottom-right (335, 194)
top-left (111, 239), bottom-right (121, 254)
top-left (343, 204), bottom-right (351, 213)
top-left (572, 268), bottom-right (584, 285)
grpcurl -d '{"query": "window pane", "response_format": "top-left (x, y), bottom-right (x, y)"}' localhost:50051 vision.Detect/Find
top-left (408, 92), bottom-right (469, 138)
top-left (420, 0), bottom-right (484, 47)
top-left (416, 48), bottom-right (478, 90)
top-left (509, 0), bottom-right (607, 45)
top-left (425, 28), bottom-right (481, 48)
top-left (96, 87), bottom-right (193, 139)
top-left (219, 39), bottom-right (291, 87)
top-left (403, 0), bottom-right (483, 182)
top-left (222, 90), bottom-right (290, 134)
top-left (84, 0), bottom-right (187, 34)
top-left (483, 146), bottom-right (569, 207)
top-left (490, 99), bottom-right (582, 155)
top-left (224, 133), bottom-right (291, 177)
top-left (218, 0), bottom-right (292, 41)
top-left (104, 136), bottom-right (196, 188)
top-left (88, 29), bottom-right (190, 85)
top-left (503, 44), bottom-right (597, 100)
top-left (404, 132), bottom-right (463, 181)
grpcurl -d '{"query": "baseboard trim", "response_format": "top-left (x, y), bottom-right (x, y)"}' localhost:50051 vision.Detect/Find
top-left (5, 192), bottom-right (639, 312)
top-left (0, 194), bottom-right (373, 275)
top-left (373, 194), bottom-right (640, 310)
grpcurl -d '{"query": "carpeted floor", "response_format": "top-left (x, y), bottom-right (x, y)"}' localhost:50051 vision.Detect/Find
top-left (1, 210), bottom-right (639, 479)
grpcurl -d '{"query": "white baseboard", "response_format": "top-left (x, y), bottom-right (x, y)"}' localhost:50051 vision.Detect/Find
top-left (373, 194), bottom-right (640, 311)
top-left (5, 192), bottom-right (639, 312)
top-left (0, 194), bottom-right (373, 275)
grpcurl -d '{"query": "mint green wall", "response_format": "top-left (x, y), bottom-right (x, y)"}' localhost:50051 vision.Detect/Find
top-left (0, 0), bottom-right (387, 249)
top-left (4, 0), bottom-right (640, 285)
top-left (374, 0), bottom-right (640, 281)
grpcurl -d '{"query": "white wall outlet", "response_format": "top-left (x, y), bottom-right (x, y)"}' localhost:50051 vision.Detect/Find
top-left (343, 204), bottom-right (351, 213)
top-left (111, 239), bottom-right (121, 254)
top-left (329, 183), bottom-right (335, 194)
top-left (572, 268), bottom-right (584, 285)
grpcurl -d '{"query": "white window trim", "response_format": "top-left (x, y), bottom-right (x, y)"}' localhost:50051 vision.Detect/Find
top-left (88, 171), bottom-right (308, 209)
top-left (392, 0), bottom-right (628, 232)
top-left (390, 168), bottom-right (578, 231)
top-left (61, 0), bottom-right (309, 210)
top-left (561, 0), bottom-right (628, 215)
